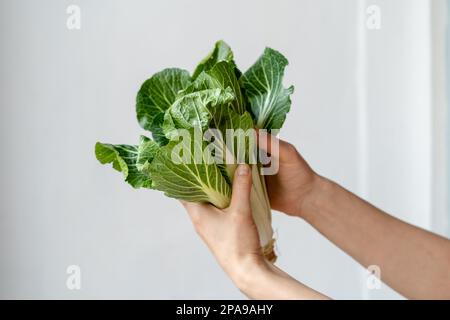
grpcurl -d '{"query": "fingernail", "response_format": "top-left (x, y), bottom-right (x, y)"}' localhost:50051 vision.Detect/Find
top-left (237, 164), bottom-right (249, 176)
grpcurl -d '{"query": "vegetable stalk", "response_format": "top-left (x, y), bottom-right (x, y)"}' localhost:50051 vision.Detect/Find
top-left (250, 165), bottom-right (276, 262)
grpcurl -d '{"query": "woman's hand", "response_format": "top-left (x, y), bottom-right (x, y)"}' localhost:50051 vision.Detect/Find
top-left (181, 164), bottom-right (328, 299)
top-left (260, 134), bottom-right (450, 299)
top-left (259, 132), bottom-right (319, 217)
top-left (181, 164), bottom-right (266, 288)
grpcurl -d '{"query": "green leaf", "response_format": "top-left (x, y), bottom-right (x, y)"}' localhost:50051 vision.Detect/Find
top-left (183, 61), bottom-right (246, 115)
top-left (240, 47), bottom-right (294, 130)
top-left (192, 40), bottom-right (235, 80)
top-left (136, 68), bottom-right (192, 144)
top-left (136, 136), bottom-right (160, 173)
top-left (210, 106), bottom-right (256, 178)
top-left (162, 88), bottom-right (235, 140)
top-left (207, 61), bottom-right (246, 114)
top-left (148, 113), bottom-right (168, 145)
top-left (148, 128), bottom-right (231, 208)
top-left (95, 141), bottom-right (155, 188)
top-left (212, 106), bottom-right (254, 134)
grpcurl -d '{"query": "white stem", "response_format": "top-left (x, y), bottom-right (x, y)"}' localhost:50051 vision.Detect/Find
top-left (250, 164), bottom-right (273, 248)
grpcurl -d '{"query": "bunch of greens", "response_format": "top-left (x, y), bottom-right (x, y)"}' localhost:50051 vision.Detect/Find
top-left (95, 41), bottom-right (293, 262)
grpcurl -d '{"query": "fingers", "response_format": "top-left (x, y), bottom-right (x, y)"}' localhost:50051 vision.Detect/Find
top-left (229, 164), bottom-right (252, 212)
top-left (256, 129), bottom-right (276, 155)
top-left (256, 129), bottom-right (282, 156)
top-left (180, 200), bottom-right (214, 225)
top-left (181, 164), bottom-right (254, 222)
top-left (256, 130), bottom-right (298, 163)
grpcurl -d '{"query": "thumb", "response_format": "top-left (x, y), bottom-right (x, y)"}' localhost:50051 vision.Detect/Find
top-left (230, 164), bottom-right (252, 212)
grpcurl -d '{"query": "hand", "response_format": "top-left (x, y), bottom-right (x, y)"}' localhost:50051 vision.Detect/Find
top-left (181, 164), bottom-right (267, 288)
top-left (182, 163), bottom-right (328, 299)
top-left (259, 132), bottom-right (319, 217)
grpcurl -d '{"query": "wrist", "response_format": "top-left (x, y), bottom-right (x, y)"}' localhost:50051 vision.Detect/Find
top-left (296, 174), bottom-right (336, 220)
top-left (233, 256), bottom-right (329, 300)
top-left (231, 255), bottom-right (272, 293)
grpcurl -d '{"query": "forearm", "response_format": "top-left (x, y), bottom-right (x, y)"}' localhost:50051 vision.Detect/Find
top-left (300, 176), bottom-right (450, 299)
top-left (234, 260), bottom-right (329, 300)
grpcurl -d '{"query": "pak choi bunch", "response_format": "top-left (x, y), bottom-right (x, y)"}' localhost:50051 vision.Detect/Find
top-left (95, 41), bottom-right (294, 262)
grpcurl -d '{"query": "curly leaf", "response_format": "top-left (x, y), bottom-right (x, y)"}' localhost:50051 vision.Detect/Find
top-left (136, 68), bottom-right (192, 144)
top-left (95, 140), bottom-right (157, 189)
top-left (162, 88), bottom-right (235, 140)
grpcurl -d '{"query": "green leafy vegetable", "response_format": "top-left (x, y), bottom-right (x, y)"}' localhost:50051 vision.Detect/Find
top-left (162, 88), bottom-right (235, 139)
top-left (136, 68), bottom-right (192, 144)
top-left (95, 141), bottom-right (154, 189)
top-left (192, 40), bottom-right (235, 80)
top-left (136, 136), bottom-right (160, 173)
top-left (148, 129), bottom-right (231, 208)
top-left (95, 41), bottom-right (294, 262)
top-left (186, 61), bottom-right (246, 114)
top-left (240, 48), bottom-right (294, 130)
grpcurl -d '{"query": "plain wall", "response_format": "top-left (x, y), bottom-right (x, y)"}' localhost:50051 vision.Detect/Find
top-left (0, 0), bottom-right (440, 299)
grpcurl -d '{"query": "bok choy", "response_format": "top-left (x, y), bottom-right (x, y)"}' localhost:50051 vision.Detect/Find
top-left (95, 41), bottom-right (294, 262)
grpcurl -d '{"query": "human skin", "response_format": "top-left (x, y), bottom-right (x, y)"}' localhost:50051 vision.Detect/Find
top-left (181, 164), bottom-right (328, 299)
top-left (182, 135), bottom-right (450, 299)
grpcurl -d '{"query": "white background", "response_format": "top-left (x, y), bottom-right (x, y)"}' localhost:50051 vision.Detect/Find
top-left (0, 0), bottom-right (447, 299)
